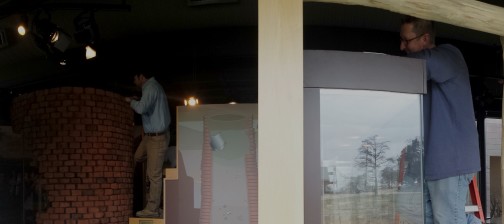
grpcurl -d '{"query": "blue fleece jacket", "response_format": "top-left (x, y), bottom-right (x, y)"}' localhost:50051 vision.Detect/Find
top-left (409, 44), bottom-right (480, 180)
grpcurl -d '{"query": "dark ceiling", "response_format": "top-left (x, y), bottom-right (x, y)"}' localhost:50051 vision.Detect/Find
top-left (0, 0), bottom-right (503, 124)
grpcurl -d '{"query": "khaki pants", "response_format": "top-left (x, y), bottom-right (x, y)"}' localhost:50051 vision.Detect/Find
top-left (134, 133), bottom-right (169, 212)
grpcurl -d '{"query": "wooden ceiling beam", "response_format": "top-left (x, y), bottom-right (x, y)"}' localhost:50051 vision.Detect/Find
top-left (306, 0), bottom-right (504, 37)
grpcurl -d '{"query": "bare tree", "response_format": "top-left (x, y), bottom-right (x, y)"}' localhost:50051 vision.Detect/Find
top-left (380, 158), bottom-right (398, 189)
top-left (354, 135), bottom-right (390, 194)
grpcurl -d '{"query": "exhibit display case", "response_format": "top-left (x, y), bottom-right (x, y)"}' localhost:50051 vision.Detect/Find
top-left (304, 50), bottom-right (427, 224)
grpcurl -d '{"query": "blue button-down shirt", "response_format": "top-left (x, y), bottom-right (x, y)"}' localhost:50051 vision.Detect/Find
top-left (130, 77), bottom-right (171, 133)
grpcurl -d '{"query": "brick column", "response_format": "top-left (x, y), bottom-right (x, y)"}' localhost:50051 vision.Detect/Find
top-left (11, 87), bottom-right (134, 224)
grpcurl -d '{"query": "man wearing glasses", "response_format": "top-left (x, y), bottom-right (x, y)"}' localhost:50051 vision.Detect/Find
top-left (400, 16), bottom-right (481, 224)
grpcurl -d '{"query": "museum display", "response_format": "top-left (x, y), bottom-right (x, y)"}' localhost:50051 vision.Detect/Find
top-left (304, 50), bottom-right (426, 224)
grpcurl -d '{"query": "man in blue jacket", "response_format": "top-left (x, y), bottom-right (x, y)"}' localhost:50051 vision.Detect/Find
top-left (400, 16), bottom-right (481, 224)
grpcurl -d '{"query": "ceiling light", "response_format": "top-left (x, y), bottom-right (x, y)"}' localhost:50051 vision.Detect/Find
top-left (17, 15), bottom-right (28, 36)
top-left (85, 45), bottom-right (96, 59)
top-left (17, 25), bottom-right (26, 36)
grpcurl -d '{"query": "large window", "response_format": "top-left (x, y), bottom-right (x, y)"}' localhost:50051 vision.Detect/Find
top-left (319, 89), bottom-right (423, 224)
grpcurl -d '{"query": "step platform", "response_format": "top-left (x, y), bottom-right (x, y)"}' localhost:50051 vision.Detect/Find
top-left (129, 217), bottom-right (164, 224)
top-left (164, 167), bottom-right (178, 180)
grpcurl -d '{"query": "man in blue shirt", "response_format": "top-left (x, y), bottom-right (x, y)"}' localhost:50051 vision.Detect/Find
top-left (125, 72), bottom-right (171, 218)
top-left (400, 16), bottom-right (481, 224)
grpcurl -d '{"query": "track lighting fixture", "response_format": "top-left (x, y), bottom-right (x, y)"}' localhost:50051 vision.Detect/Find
top-left (75, 11), bottom-right (99, 59)
top-left (74, 11), bottom-right (99, 44)
top-left (13, 3), bottom-right (130, 65)
top-left (33, 17), bottom-right (71, 53)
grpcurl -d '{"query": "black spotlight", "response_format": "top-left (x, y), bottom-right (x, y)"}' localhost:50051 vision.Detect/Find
top-left (74, 11), bottom-right (99, 59)
top-left (74, 11), bottom-right (99, 44)
top-left (33, 18), bottom-right (71, 53)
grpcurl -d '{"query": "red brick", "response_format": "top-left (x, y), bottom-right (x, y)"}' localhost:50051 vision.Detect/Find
top-left (49, 213), bottom-right (60, 220)
top-left (75, 136), bottom-right (86, 142)
top-left (12, 88), bottom-right (134, 224)
top-left (65, 207), bottom-right (77, 213)
top-left (73, 87), bottom-right (83, 94)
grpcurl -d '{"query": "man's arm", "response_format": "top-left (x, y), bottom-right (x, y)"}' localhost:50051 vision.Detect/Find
top-left (408, 45), bottom-right (461, 83)
top-left (129, 88), bottom-right (155, 114)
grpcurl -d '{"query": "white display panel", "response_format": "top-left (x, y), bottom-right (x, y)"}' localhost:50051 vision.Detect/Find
top-left (169, 104), bottom-right (258, 224)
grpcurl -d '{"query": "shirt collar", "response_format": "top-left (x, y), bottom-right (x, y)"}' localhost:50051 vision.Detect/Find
top-left (142, 77), bottom-right (156, 90)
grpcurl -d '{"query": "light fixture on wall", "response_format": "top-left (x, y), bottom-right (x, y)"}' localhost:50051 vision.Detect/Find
top-left (17, 25), bottom-right (26, 36)
top-left (184, 61), bottom-right (201, 106)
top-left (184, 96), bottom-right (199, 106)
top-left (17, 15), bottom-right (28, 36)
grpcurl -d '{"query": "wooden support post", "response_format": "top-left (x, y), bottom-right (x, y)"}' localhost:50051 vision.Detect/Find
top-left (306, 0), bottom-right (504, 37)
top-left (259, 0), bottom-right (304, 224)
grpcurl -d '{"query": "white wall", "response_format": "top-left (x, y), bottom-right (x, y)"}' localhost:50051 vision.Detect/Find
top-left (484, 118), bottom-right (502, 218)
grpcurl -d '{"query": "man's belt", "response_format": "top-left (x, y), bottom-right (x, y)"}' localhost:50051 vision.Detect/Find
top-left (144, 131), bottom-right (166, 136)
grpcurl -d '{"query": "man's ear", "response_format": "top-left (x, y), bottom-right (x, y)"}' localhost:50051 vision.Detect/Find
top-left (422, 33), bottom-right (431, 44)
top-left (139, 74), bottom-right (146, 81)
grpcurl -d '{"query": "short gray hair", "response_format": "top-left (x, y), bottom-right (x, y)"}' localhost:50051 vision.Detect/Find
top-left (401, 16), bottom-right (436, 45)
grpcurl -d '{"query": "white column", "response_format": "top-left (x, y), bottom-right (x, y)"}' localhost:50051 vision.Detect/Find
top-left (258, 0), bottom-right (304, 224)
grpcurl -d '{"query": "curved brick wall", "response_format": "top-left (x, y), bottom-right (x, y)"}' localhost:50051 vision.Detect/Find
top-left (11, 87), bottom-right (134, 224)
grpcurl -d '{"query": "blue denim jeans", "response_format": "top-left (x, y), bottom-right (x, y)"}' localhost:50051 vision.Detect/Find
top-left (424, 173), bottom-right (480, 224)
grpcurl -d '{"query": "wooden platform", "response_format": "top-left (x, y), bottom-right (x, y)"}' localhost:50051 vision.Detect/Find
top-left (129, 217), bottom-right (164, 224)
top-left (164, 167), bottom-right (178, 180)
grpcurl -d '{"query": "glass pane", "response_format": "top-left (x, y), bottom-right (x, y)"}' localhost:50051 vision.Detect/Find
top-left (320, 89), bottom-right (423, 224)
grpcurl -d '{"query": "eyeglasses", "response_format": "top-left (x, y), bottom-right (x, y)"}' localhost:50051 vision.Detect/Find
top-left (400, 33), bottom-right (425, 45)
